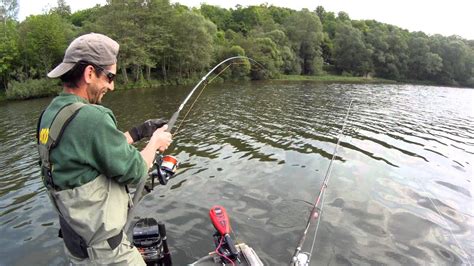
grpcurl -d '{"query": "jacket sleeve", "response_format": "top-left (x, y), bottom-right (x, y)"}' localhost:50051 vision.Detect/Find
top-left (88, 110), bottom-right (148, 185)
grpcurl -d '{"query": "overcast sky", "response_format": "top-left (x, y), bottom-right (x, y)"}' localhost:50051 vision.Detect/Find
top-left (18, 0), bottom-right (474, 40)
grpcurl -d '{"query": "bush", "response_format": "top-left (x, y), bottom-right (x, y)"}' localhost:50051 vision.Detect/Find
top-left (464, 77), bottom-right (474, 88)
top-left (6, 78), bottom-right (62, 100)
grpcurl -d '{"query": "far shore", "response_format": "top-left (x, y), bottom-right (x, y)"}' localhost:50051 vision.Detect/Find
top-left (2, 74), bottom-right (466, 103)
top-left (274, 74), bottom-right (397, 84)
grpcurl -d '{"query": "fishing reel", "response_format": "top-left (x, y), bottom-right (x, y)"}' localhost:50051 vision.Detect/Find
top-left (291, 252), bottom-right (310, 266)
top-left (149, 154), bottom-right (178, 188)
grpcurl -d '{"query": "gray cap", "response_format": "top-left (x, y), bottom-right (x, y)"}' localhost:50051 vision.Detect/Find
top-left (47, 33), bottom-right (119, 78)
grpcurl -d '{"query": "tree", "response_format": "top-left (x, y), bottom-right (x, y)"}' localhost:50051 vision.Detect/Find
top-left (170, 9), bottom-right (216, 79)
top-left (18, 13), bottom-right (72, 79)
top-left (0, 0), bottom-right (18, 22)
top-left (267, 5), bottom-right (293, 25)
top-left (200, 4), bottom-right (232, 30)
top-left (337, 11), bottom-right (350, 22)
top-left (69, 5), bottom-right (102, 27)
top-left (239, 37), bottom-right (282, 79)
top-left (333, 22), bottom-right (372, 76)
top-left (50, 0), bottom-right (71, 18)
top-left (260, 29), bottom-right (298, 74)
top-left (428, 35), bottom-right (473, 85)
top-left (315, 6), bottom-right (337, 65)
top-left (145, 0), bottom-right (176, 81)
top-left (0, 19), bottom-right (18, 89)
top-left (407, 36), bottom-right (442, 80)
top-left (365, 22), bottom-right (409, 79)
top-left (284, 9), bottom-right (324, 75)
top-left (214, 45), bottom-right (251, 80)
top-left (89, 0), bottom-right (153, 83)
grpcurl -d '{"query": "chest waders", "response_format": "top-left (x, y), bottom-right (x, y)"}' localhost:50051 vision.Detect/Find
top-left (37, 102), bottom-right (124, 260)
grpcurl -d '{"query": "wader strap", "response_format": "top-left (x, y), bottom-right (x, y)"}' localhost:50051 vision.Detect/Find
top-left (36, 109), bottom-right (45, 145)
top-left (48, 102), bottom-right (86, 149)
top-left (37, 102), bottom-right (86, 190)
top-left (58, 217), bottom-right (124, 259)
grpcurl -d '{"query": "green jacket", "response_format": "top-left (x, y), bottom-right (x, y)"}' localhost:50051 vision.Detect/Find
top-left (39, 92), bottom-right (147, 190)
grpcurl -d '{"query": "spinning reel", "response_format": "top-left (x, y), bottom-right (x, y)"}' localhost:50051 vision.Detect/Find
top-left (148, 155), bottom-right (178, 191)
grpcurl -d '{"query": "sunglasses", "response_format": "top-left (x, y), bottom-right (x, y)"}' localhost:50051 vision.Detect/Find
top-left (79, 61), bottom-right (116, 83)
top-left (94, 65), bottom-right (116, 83)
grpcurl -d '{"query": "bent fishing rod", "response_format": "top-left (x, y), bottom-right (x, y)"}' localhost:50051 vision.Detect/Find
top-left (291, 100), bottom-right (353, 266)
top-left (125, 56), bottom-right (262, 230)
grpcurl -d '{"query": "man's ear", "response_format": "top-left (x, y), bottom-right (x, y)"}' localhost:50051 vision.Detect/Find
top-left (83, 65), bottom-right (95, 84)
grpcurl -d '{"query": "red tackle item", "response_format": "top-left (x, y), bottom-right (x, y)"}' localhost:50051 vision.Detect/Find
top-left (209, 205), bottom-right (231, 235)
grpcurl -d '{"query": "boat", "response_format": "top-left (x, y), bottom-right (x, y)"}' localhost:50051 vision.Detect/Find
top-left (132, 205), bottom-right (263, 265)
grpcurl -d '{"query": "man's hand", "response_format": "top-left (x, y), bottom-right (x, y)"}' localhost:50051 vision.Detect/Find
top-left (128, 118), bottom-right (168, 142)
top-left (140, 125), bottom-right (173, 168)
top-left (149, 125), bottom-right (172, 153)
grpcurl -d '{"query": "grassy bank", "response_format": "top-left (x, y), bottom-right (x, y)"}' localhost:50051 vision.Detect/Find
top-left (0, 91), bottom-right (6, 103)
top-left (274, 74), bottom-right (397, 84)
top-left (4, 76), bottom-right (205, 100)
top-left (6, 79), bottom-right (62, 100)
top-left (4, 74), bottom-right (397, 101)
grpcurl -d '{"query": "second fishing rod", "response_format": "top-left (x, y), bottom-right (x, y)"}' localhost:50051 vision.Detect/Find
top-left (291, 100), bottom-right (354, 266)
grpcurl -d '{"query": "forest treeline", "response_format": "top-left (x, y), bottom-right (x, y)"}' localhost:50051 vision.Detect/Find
top-left (1, 0), bottom-right (473, 99)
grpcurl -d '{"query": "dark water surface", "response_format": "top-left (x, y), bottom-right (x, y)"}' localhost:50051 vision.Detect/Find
top-left (0, 82), bottom-right (472, 265)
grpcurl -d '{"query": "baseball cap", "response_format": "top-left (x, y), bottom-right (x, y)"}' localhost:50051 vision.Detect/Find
top-left (47, 33), bottom-right (119, 78)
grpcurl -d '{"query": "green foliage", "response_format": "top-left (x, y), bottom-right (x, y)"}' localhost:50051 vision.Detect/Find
top-left (50, 0), bottom-right (71, 18)
top-left (2, 1), bottom-right (474, 100)
top-left (214, 45), bottom-right (251, 80)
top-left (6, 78), bottom-right (61, 99)
top-left (333, 23), bottom-right (372, 76)
top-left (171, 9), bottom-right (216, 78)
top-left (365, 22), bottom-right (409, 79)
top-left (18, 13), bottom-right (73, 79)
top-left (200, 4), bottom-right (232, 30)
top-left (284, 9), bottom-right (324, 75)
top-left (430, 36), bottom-right (473, 86)
top-left (69, 5), bottom-right (101, 27)
top-left (0, 19), bottom-right (18, 89)
top-left (260, 29), bottom-right (299, 74)
top-left (407, 37), bottom-right (442, 80)
top-left (238, 37), bottom-right (282, 79)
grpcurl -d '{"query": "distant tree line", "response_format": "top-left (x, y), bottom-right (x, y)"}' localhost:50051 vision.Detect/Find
top-left (1, 0), bottom-right (473, 99)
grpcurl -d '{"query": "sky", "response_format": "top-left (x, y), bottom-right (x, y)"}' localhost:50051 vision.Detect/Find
top-left (18, 0), bottom-right (474, 40)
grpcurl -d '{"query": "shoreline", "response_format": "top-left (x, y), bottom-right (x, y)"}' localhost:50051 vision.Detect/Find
top-left (273, 74), bottom-right (397, 84)
top-left (2, 75), bottom-right (471, 102)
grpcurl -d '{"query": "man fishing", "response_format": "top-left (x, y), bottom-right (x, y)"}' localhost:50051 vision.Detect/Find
top-left (36, 33), bottom-right (172, 265)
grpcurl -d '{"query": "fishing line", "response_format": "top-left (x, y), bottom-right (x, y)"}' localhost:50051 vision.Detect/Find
top-left (405, 99), bottom-right (471, 264)
top-left (414, 178), bottom-right (472, 265)
top-left (291, 100), bottom-right (353, 265)
top-left (172, 62), bottom-right (247, 137)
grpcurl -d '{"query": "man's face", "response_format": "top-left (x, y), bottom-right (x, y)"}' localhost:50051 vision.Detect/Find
top-left (87, 64), bottom-right (117, 104)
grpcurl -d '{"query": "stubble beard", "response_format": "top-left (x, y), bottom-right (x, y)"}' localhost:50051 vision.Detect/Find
top-left (87, 83), bottom-right (105, 105)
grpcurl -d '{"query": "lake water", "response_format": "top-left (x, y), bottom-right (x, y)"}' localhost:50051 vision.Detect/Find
top-left (0, 81), bottom-right (472, 265)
